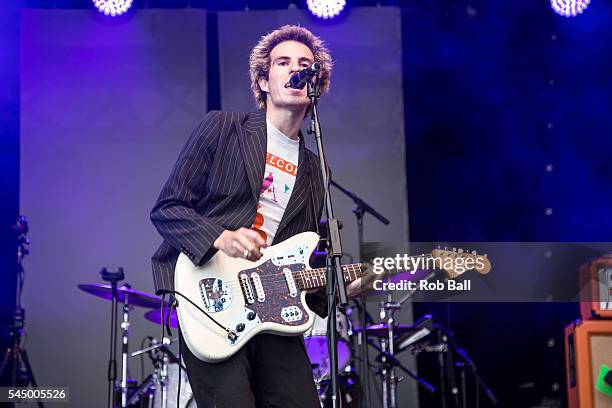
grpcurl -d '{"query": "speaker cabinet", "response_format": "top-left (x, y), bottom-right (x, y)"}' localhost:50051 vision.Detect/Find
top-left (580, 257), bottom-right (612, 320)
top-left (565, 319), bottom-right (612, 408)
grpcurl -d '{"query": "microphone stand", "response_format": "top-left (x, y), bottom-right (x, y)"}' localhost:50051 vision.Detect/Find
top-left (0, 217), bottom-right (43, 408)
top-left (330, 179), bottom-right (389, 408)
top-left (444, 328), bottom-right (498, 405)
top-left (307, 78), bottom-right (347, 408)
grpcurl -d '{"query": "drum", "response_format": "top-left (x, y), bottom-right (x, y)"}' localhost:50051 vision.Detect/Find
top-left (304, 311), bottom-right (352, 382)
top-left (153, 362), bottom-right (197, 408)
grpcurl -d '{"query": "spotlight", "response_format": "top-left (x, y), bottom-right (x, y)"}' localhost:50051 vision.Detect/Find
top-left (307, 0), bottom-right (346, 19)
top-left (550, 0), bottom-right (591, 17)
top-left (93, 0), bottom-right (133, 17)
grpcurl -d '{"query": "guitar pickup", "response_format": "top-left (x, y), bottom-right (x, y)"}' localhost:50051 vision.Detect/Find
top-left (239, 273), bottom-right (255, 304)
top-left (251, 272), bottom-right (265, 302)
top-left (283, 268), bottom-right (298, 297)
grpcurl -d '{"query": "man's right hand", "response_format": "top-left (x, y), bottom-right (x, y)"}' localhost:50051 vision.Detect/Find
top-left (213, 227), bottom-right (267, 261)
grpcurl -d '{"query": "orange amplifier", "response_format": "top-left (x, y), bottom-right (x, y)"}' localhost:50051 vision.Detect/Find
top-left (565, 319), bottom-right (612, 408)
top-left (580, 257), bottom-right (612, 320)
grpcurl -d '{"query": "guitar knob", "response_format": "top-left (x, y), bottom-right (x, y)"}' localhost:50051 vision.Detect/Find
top-left (236, 323), bottom-right (245, 332)
top-left (247, 311), bottom-right (256, 321)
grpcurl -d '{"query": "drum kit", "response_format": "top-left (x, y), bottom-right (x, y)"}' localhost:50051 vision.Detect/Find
top-left (78, 282), bottom-right (194, 408)
top-left (79, 268), bottom-right (490, 408)
top-left (302, 284), bottom-right (440, 408)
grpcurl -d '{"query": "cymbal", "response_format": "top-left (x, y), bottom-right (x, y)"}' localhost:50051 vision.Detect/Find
top-left (357, 323), bottom-right (421, 337)
top-left (144, 309), bottom-right (178, 328)
top-left (78, 284), bottom-right (165, 309)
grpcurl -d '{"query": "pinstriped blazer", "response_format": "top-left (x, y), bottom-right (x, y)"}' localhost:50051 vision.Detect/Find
top-left (150, 110), bottom-right (328, 316)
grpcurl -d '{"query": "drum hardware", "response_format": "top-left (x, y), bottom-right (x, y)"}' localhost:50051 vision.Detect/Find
top-left (368, 338), bottom-right (436, 394)
top-left (129, 337), bottom-right (194, 408)
top-left (78, 283), bottom-right (167, 309)
top-left (395, 314), bottom-right (434, 352)
top-left (330, 178), bottom-right (390, 408)
top-left (131, 337), bottom-right (178, 359)
top-left (318, 370), bottom-right (361, 408)
top-left (392, 319), bottom-right (497, 408)
top-left (144, 309), bottom-right (178, 329)
top-left (378, 298), bottom-right (401, 408)
top-left (305, 311), bottom-right (352, 383)
top-left (373, 273), bottom-right (427, 408)
top-left (127, 337), bottom-right (167, 408)
top-left (119, 283), bottom-right (133, 408)
top-left (79, 281), bottom-right (167, 407)
top-left (354, 293), bottom-right (435, 408)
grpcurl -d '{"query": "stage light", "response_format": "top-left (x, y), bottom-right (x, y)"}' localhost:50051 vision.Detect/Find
top-left (93, 0), bottom-right (133, 17)
top-left (550, 0), bottom-right (591, 17)
top-left (307, 0), bottom-right (346, 19)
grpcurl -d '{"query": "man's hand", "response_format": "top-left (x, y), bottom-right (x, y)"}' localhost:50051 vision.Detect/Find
top-left (346, 278), bottom-right (363, 299)
top-left (213, 228), bottom-right (267, 261)
top-left (345, 263), bottom-right (377, 298)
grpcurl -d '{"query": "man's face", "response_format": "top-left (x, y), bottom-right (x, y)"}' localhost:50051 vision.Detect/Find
top-left (259, 40), bottom-right (315, 113)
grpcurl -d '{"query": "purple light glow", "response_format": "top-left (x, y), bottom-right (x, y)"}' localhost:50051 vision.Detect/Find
top-left (307, 0), bottom-right (346, 19)
top-left (92, 0), bottom-right (133, 16)
top-left (550, 0), bottom-right (591, 17)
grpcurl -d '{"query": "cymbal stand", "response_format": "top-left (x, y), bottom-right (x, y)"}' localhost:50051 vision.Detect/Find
top-left (100, 267), bottom-right (124, 408)
top-left (119, 284), bottom-right (132, 408)
top-left (378, 297), bottom-right (402, 408)
top-left (158, 348), bottom-right (169, 408)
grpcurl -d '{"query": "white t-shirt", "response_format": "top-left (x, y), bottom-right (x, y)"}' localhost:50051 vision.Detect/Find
top-left (251, 121), bottom-right (299, 245)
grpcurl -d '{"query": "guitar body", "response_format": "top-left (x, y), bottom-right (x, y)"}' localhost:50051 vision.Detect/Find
top-left (175, 231), bottom-right (320, 363)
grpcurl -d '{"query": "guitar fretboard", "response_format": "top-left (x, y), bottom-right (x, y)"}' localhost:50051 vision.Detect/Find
top-left (293, 263), bottom-right (366, 290)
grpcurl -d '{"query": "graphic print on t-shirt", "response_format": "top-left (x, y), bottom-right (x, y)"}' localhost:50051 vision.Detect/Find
top-left (251, 122), bottom-right (299, 245)
top-left (260, 172), bottom-right (276, 202)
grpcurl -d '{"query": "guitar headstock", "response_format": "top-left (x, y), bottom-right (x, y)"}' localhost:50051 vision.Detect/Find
top-left (430, 247), bottom-right (492, 279)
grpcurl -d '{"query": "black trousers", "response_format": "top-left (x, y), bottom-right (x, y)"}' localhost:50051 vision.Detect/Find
top-left (181, 332), bottom-right (321, 408)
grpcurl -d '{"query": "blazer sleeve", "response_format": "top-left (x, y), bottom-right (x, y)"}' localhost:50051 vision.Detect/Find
top-left (150, 111), bottom-right (226, 266)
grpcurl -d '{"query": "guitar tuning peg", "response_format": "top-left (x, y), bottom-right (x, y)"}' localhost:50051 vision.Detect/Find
top-left (458, 248), bottom-right (464, 253)
top-left (472, 250), bottom-right (477, 255)
top-left (452, 248), bottom-right (456, 252)
top-left (483, 254), bottom-right (488, 258)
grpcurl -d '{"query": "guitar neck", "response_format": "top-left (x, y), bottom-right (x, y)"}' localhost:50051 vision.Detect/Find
top-left (293, 263), bottom-right (366, 291)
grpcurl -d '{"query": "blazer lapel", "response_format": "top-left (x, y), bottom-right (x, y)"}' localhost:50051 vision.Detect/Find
top-left (276, 132), bottom-right (311, 235)
top-left (237, 111), bottom-right (267, 202)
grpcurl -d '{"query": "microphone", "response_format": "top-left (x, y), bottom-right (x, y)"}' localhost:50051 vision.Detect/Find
top-left (285, 62), bottom-right (322, 89)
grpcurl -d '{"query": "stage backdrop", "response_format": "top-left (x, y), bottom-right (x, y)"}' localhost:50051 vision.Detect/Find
top-left (217, 7), bottom-right (412, 406)
top-left (20, 9), bottom-right (208, 405)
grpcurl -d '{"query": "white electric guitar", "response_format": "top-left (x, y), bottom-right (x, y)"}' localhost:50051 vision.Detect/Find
top-left (174, 231), bottom-right (367, 363)
top-left (174, 231), bottom-right (492, 363)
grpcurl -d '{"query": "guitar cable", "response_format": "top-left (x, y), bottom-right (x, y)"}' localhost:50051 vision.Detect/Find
top-left (177, 329), bottom-right (182, 408)
top-left (158, 289), bottom-right (238, 342)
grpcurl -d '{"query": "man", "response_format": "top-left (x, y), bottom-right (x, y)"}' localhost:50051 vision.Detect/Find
top-left (151, 25), bottom-right (361, 407)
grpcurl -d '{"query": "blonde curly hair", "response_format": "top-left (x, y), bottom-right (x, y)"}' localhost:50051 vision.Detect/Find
top-left (249, 25), bottom-right (332, 110)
